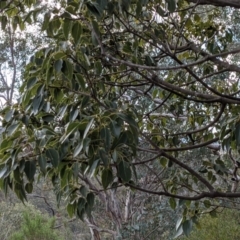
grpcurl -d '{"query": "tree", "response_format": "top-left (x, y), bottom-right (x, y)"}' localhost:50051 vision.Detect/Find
top-left (0, 0), bottom-right (48, 105)
top-left (1, 0), bottom-right (240, 238)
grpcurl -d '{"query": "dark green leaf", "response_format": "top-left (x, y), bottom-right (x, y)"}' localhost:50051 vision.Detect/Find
top-left (78, 197), bottom-right (86, 212)
top-left (101, 168), bottom-right (113, 189)
top-left (79, 186), bottom-right (87, 197)
top-left (32, 95), bottom-right (43, 115)
top-left (1, 16), bottom-right (7, 30)
top-left (21, 115), bottom-right (29, 126)
top-left (87, 192), bottom-right (95, 208)
top-left (54, 59), bottom-right (63, 72)
top-left (25, 182), bottom-right (33, 193)
top-left (62, 19), bottom-right (72, 39)
top-left (98, 147), bottom-right (109, 166)
top-left (42, 114), bottom-right (54, 123)
top-left (117, 161), bottom-right (131, 183)
top-left (38, 154), bottom-right (46, 174)
top-left (167, 0), bottom-right (176, 12)
top-left (118, 113), bottom-right (138, 129)
top-left (235, 122), bottom-right (240, 146)
top-left (7, 123), bottom-right (19, 135)
top-left (86, 2), bottom-right (102, 18)
top-left (27, 77), bottom-right (37, 89)
top-left (24, 161), bottom-right (36, 181)
top-left (110, 120), bottom-right (121, 138)
top-left (46, 148), bottom-right (59, 168)
top-left (72, 21), bottom-right (82, 44)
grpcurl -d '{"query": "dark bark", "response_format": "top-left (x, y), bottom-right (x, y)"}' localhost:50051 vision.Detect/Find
top-left (188, 0), bottom-right (240, 8)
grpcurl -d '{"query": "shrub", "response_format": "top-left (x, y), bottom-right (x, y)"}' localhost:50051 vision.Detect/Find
top-left (181, 209), bottom-right (240, 240)
top-left (9, 209), bottom-right (63, 240)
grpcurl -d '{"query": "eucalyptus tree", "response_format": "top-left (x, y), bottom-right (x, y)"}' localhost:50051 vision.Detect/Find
top-left (0, 0), bottom-right (48, 105)
top-left (1, 0), bottom-right (240, 238)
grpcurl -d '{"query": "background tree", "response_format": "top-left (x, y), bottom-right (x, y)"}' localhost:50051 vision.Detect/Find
top-left (1, 0), bottom-right (240, 238)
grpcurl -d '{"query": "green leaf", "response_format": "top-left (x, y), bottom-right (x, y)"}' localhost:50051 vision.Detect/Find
top-left (1, 16), bottom-right (7, 30)
top-left (173, 226), bottom-right (183, 239)
top-left (88, 159), bottom-right (100, 177)
top-left (54, 60), bottom-right (63, 72)
top-left (182, 219), bottom-right (193, 236)
top-left (14, 183), bottom-right (27, 203)
top-left (69, 108), bottom-right (79, 122)
top-left (75, 74), bottom-right (86, 89)
top-left (86, 2), bottom-right (102, 18)
top-left (111, 131), bottom-right (128, 149)
top-left (78, 197), bottom-right (86, 212)
top-left (25, 182), bottom-right (33, 193)
top-left (62, 19), bottom-right (72, 40)
top-left (87, 192), bottom-right (95, 208)
top-left (117, 161), bottom-right (131, 182)
top-left (94, 61), bottom-right (102, 75)
top-left (159, 157), bottom-right (168, 167)
top-left (22, 115), bottom-right (29, 126)
top-left (42, 114), bottom-right (54, 123)
top-left (46, 149), bottom-right (59, 168)
top-left (79, 186), bottom-right (87, 197)
top-left (110, 121), bottom-right (121, 138)
top-left (83, 118), bottom-right (94, 139)
top-left (73, 141), bottom-right (83, 157)
top-left (5, 109), bottom-right (14, 122)
top-left (27, 77), bottom-right (37, 90)
top-left (203, 199), bottom-right (211, 208)
top-left (72, 21), bottom-right (82, 44)
top-left (0, 165), bottom-right (9, 178)
top-left (101, 168), bottom-right (113, 189)
top-left (81, 96), bottom-right (90, 108)
top-left (156, 6), bottom-right (165, 17)
top-left (7, 123), bottom-right (19, 135)
top-left (24, 161), bottom-right (36, 181)
top-left (42, 12), bottom-right (50, 31)
top-left (118, 113), bottom-right (138, 129)
top-left (38, 154), bottom-right (46, 174)
top-left (176, 217), bottom-right (183, 230)
top-left (60, 122), bottom-right (81, 143)
top-left (169, 197), bottom-right (176, 209)
top-left (52, 51), bottom-right (66, 60)
top-left (54, 89), bottom-right (64, 103)
top-left (235, 122), bottom-right (240, 146)
top-left (32, 95), bottom-right (43, 115)
top-left (98, 147), bottom-right (109, 166)
top-left (100, 127), bottom-right (111, 150)
top-left (67, 203), bottom-right (75, 218)
top-left (92, 20), bottom-right (100, 36)
top-left (167, 0), bottom-right (176, 12)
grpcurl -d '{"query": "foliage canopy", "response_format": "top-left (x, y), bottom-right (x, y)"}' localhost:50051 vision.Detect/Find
top-left (1, 0), bottom-right (240, 237)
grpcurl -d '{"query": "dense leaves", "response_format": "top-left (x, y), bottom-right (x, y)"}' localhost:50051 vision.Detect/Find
top-left (1, 0), bottom-right (240, 238)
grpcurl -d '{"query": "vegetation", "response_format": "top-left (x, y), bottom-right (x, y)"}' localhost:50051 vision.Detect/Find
top-left (0, 202), bottom-right (62, 240)
top-left (0, 0), bottom-right (240, 238)
top-left (181, 209), bottom-right (240, 240)
top-left (9, 210), bottom-right (62, 240)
